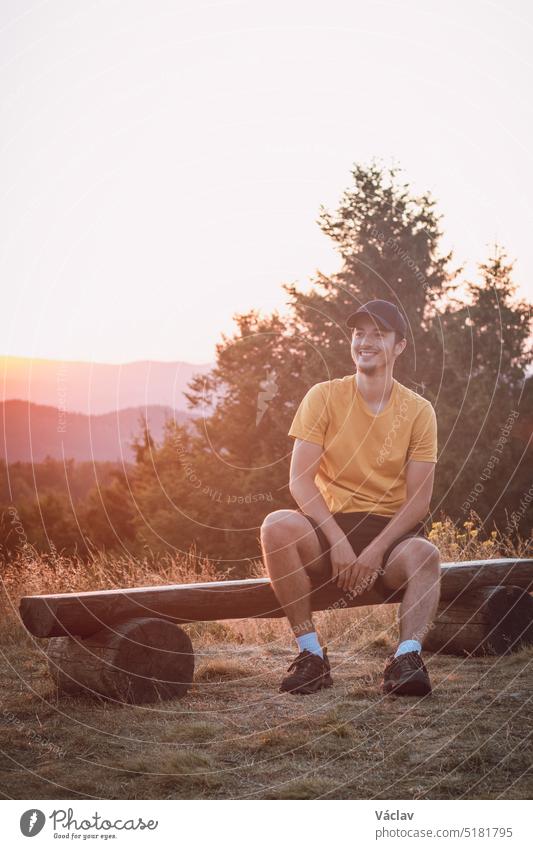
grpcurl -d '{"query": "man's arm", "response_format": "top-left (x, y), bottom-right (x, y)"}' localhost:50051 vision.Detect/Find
top-left (289, 438), bottom-right (345, 545)
top-left (370, 459), bottom-right (436, 555)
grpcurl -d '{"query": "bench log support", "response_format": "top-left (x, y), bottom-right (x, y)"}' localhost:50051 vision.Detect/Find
top-left (424, 585), bottom-right (533, 656)
top-left (46, 618), bottom-right (194, 704)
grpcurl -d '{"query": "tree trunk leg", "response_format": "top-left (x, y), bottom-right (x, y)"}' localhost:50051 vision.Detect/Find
top-left (46, 617), bottom-right (195, 704)
top-left (424, 585), bottom-right (533, 656)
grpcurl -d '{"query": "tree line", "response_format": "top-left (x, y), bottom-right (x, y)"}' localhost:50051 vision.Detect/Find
top-left (1, 161), bottom-right (531, 575)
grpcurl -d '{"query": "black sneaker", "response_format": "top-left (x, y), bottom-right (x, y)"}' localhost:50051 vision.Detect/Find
top-left (279, 648), bottom-right (333, 695)
top-left (382, 651), bottom-right (432, 697)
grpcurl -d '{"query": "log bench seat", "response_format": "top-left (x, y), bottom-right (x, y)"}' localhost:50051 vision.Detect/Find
top-left (18, 557), bottom-right (533, 704)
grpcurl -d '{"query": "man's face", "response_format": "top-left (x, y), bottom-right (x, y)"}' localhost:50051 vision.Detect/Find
top-left (350, 315), bottom-right (404, 374)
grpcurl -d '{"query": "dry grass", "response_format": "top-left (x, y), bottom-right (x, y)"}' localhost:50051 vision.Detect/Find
top-left (0, 512), bottom-right (532, 800)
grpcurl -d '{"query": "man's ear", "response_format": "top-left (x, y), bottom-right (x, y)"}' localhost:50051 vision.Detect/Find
top-left (395, 337), bottom-right (407, 356)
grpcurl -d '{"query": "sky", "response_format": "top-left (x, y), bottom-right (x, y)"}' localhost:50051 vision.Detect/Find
top-left (1, 0), bottom-right (532, 365)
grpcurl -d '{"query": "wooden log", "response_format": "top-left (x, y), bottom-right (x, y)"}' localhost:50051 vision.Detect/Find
top-left (19, 556), bottom-right (533, 639)
top-left (46, 617), bottom-right (194, 704)
top-left (424, 585), bottom-right (533, 656)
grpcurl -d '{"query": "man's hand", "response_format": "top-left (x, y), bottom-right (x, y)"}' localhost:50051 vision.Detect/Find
top-left (346, 541), bottom-right (386, 596)
top-left (330, 536), bottom-right (386, 595)
top-left (329, 534), bottom-right (358, 591)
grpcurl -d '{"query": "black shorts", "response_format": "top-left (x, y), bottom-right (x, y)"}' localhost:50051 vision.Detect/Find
top-left (300, 510), bottom-right (429, 604)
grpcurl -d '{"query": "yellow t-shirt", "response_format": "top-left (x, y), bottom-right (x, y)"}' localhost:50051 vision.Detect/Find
top-left (288, 374), bottom-right (438, 517)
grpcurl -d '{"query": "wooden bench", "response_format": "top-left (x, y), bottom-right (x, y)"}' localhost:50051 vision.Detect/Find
top-left (19, 557), bottom-right (533, 704)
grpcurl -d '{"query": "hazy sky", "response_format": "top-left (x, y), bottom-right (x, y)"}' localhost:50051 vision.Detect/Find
top-left (2, 0), bottom-right (532, 364)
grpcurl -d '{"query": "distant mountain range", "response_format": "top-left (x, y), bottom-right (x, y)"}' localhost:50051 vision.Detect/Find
top-left (0, 400), bottom-right (192, 462)
top-left (1, 355), bottom-right (531, 463)
top-left (0, 355), bottom-right (214, 415)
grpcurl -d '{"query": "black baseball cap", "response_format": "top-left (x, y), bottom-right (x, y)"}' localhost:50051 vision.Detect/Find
top-left (346, 299), bottom-right (407, 338)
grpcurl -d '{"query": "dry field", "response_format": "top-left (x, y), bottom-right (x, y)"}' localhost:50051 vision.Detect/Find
top-left (0, 516), bottom-right (532, 800)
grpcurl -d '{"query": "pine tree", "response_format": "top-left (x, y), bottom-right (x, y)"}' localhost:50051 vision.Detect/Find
top-left (284, 158), bottom-right (459, 387)
top-left (434, 246), bottom-right (532, 532)
top-left (131, 415), bottom-right (156, 465)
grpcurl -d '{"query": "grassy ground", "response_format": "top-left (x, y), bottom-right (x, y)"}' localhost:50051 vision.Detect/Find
top-left (0, 514), bottom-right (532, 800)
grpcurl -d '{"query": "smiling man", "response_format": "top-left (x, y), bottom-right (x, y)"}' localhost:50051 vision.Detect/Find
top-left (260, 299), bottom-right (441, 697)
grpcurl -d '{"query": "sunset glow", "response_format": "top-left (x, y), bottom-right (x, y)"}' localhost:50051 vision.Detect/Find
top-left (1, 0), bottom-right (532, 364)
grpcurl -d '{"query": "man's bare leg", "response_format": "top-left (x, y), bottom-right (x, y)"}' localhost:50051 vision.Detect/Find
top-left (260, 509), bottom-right (324, 638)
top-left (380, 537), bottom-right (441, 644)
top-left (379, 536), bottom-right (441, 696)
top-left (261, 509), bottom-right (334, 693)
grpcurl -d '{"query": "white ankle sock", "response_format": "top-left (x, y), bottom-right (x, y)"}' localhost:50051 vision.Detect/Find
top-left (394, 639), bottom-right (422, 658)
top-left (296, 631), bottom-right (323, 658)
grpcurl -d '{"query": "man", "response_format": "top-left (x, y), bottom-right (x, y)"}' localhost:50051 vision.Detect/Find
top-left (260, 299), bottom-right (441, 697)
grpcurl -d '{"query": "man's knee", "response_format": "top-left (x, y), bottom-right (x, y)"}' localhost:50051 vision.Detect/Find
top-left (387, 538), bottom-right (441, 581)
top-left (405, 540), bottom-right (441, 581)
top-left (260, 509), bottom-right (307, 549)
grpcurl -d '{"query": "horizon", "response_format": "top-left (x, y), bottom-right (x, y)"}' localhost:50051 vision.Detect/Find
top-left (0, 353), bottom-right (214, 367)
top-left (1, 351), bottom-right (533, 375)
